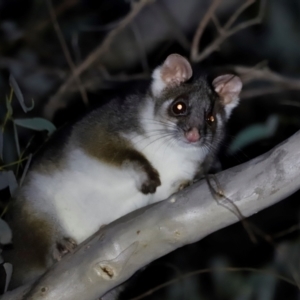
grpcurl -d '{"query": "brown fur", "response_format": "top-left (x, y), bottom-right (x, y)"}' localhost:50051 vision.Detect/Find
top-left (4, 196), bottom-right (55, 288)
top-left (76, 127), bottom-right (161, 194)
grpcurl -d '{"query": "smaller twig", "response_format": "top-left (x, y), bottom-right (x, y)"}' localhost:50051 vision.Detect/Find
top-left (45, 0), bottom-right (155, 119)
top-left (191, 0), bottom-right (223, 61)
top-left (241, 87), bottom-right (299, 99)
top-left (16, 134), bottom-right (36, 177)
top-left (231, 63), bottom-right (300, 98)
top-left (233, 65), bottom-right (300, 85)
top-left (46, 0), bottom-right (89, 107)
top-left (211, 14), bottom-right (223, 35)
top-left (59, 0), bottom-right (154, 92)
top-left (225, 5), bottom-right (264, 38)
top-left (272, 224), bottom-right (300, 239)
top-left (0, 156), bottom-right (30, 170)
top-left (191, 0), bottom-right (267, 63)
top-left (224, 0), bottom-right (255, 30)
top-left (1, 89), bottom-right (14, 133)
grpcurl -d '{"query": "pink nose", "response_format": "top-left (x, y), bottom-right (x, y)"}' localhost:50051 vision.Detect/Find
top-left (185, 127), bottom-right (200, 143)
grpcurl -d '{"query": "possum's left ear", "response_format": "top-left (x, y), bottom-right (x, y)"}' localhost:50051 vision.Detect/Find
top-left (151, 54), bottom-right (193, 97)
top-left (213, 74), bottom-right (242, 118)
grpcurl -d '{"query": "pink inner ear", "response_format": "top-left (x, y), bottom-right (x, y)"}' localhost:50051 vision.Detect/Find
top-left (213, 75), bottom-right (242, 104)
top-left (160, 54), bottom-right (193, 86)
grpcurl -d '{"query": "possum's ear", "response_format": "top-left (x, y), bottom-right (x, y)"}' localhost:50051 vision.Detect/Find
top-left (213, 74), bottom-right (242, 118)
top-left (151, 54), bottom-right (192, 97)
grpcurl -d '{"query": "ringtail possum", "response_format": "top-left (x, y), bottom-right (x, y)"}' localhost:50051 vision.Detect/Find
top-left (4, 54), bottom-right (242, 288)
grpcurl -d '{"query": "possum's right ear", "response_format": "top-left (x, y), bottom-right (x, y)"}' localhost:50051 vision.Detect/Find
top-left (151, 54), bottom-right (193, 97)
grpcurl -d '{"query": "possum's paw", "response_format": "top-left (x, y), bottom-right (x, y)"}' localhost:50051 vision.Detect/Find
top-left (53, 237), bottom-right (77, 261)
top-left (140, 167), bottom-right (161, 194)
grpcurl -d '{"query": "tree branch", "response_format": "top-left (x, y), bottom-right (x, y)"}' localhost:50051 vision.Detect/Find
top-left (191, 0), bottom-right (267, 63)
top-left (44, 0), bottom-right (155, 119)
top-left (46, 0), bottom-right (89, 107)
top-left (232, 65), bottom-right (300, 99)
top-left (2, 129), bottom-right (300, 300)
top-left (190, 0), bottom-right (223, 61)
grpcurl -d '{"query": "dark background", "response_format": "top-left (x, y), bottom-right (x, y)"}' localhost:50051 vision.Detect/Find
top-left (1, 0), bottom-right (300, 299)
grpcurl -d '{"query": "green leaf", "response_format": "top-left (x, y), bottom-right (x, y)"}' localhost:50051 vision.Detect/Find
top-left (14, 118), bottom-right (56, 135)
top-left (13, 122), bottom-right (20, 157)
top-left (0, 171), bottom-right (18, 196)
top-left (9, 74), bottom-right (34, 113)
top-left (228, 115), bottom-right (279, 154)
top-left (0, 219), bottom-right (12, 246)
top-left (3, 263), bottom-right (13, 293)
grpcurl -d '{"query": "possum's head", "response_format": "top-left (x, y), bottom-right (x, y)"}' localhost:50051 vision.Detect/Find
top-left (148, 53), bottom-right (242, 150)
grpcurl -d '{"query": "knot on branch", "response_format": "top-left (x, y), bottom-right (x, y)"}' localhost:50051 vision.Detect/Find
top-left (95, 264), bottom-right (116, 280)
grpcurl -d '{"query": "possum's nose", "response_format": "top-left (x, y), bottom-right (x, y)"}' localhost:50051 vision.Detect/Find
top-left (185, 127), bottom-right (200, 143)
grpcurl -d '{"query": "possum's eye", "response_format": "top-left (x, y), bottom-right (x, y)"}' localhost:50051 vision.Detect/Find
top-left (171, 99), bottom-right (188, 116)
top-left (206, 114), bottom-right (215, 126)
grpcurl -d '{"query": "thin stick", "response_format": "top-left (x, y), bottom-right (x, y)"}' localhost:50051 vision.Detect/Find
top-left (224, 0), bottom-right (256, 30)
top-left (211, 14), bottom-right (223, 35)
top-left (190, 0), bottom-right (223, 61)
top-left (272, 225), bottom-right (300, 239)
top-left (233, 65), bottom-right (300, 87)
top-left (46, 0), bottom-right (89, 107)
top-left (192, 0), bottom-right (266, 63)
top-left (52, 0), bottom-right (154, 99)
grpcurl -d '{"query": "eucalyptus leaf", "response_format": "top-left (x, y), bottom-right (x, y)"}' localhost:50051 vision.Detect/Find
top-left (9, 74), bottom-right (34, 113)
top-left (0, 219), bottom-right (12, 245)
top-left (228, 115), bottom-right (279, 155)
top-left (3, 262), bottom-right (13, 293)
top-left (7, 171), bottom-right (18, 196)
top-left (0, 171), bottom-right (18, 196)
top-left (0, 173), bottom-right (8, 190)
top-left (13, 122), bottom-right (20, 158)
top-left (14, 118), bottom-right (56, 135)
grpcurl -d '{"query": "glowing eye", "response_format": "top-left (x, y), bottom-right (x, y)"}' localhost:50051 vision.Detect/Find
top-left (206, 114), bottom-right (215, 125)
top-left (172, 101), bottom-right (187, 116)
